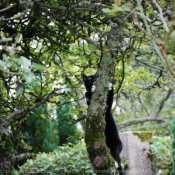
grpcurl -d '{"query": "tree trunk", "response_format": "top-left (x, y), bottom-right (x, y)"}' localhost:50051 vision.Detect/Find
top-left (85, 24), bottom-right (123, 174)
top-left (0, 134), bottom-right (15, 175)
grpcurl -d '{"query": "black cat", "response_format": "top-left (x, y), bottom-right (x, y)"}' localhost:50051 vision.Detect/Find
top-left (82, 74), bottom-right (123, 175)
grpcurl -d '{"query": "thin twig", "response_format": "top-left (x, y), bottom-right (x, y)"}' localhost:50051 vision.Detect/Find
top-left (0, 5), bottom-right (13, 13)
top-left (153, 0), bottom-right (169, 32)
top-left (0, 69), bottom-right (22, 75)
top-left (6, 90), bottom-right (63, 122)
top-left (138, 96), bottom-right (150, 116)
top-left (155, 88), bottom-right (173, 117)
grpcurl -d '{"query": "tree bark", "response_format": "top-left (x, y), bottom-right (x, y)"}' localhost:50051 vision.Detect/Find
top-left (85, 24), bottom-right (124, 174)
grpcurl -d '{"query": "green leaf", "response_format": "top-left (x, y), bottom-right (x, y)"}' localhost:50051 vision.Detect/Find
top-left (102, 8), bottom-right (111, 13)
top-left (88, 44), bottom-right (97, 52)
top-left (70, 108), bottom-right (79, 115)
top-left (122, 3), bottom-right (131, 12)
top-left (15, 81), bottom-right (25, 95)
top-left (0, 60), bottom-right (6, 67)
top-left (24, 71), bottom-right (35, 82)
top-left (20, 56), bottom-right (30, 69)
top-left (31, 63), bottom-right (47, 70)
top-left (15, 33), bottom-right (23, 44)
top-left (110, 8), bottom-right (118, 13)
top-left (102, 7), bottom-right (119, 15)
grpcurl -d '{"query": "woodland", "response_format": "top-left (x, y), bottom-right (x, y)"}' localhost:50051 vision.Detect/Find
top-left (0, 0), bottom-right (175, 175)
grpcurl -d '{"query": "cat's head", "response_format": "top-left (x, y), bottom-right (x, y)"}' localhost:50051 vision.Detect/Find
top-left (82, 74), bottom-right (96, 92)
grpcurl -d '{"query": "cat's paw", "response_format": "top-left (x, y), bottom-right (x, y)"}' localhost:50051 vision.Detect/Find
top-left (115, 161), bottom-right (119, 168)
top-left (91, 85), bottom-right (96, 92)
top-left (108, 83), bottom-right (113, 91)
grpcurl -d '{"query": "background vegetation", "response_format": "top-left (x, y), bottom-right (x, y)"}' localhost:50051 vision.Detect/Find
top-left (0, 0), bottom-right (175, 174)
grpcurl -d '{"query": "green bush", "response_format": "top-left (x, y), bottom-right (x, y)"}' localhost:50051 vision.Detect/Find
top-left (20, 105), bottom-right (59, 153)
top-left (19, 101), bottom-right (78, 154)
top-left (13, 169), bottom-right (19, 175)
top-left (18, 143), bottom-right (95, 175)
top-left (56, 102), bottom-right (78, 145)
top-left (149, 136), bottom-right (172, 175)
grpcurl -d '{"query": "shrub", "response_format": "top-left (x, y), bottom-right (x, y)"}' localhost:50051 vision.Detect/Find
top-left (19, 101), bottom-right (78, 154)
top-left (18, 143), bottom-right (95, 175)
top-left (20, 105), bottom-right (59, 153)
top-left (149, 136), bottom-right (172, 175)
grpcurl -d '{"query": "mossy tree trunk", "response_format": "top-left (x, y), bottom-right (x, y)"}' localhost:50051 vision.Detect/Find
top-left (0, 134), bottom-right (15, 175)
top-left (85, 23), bottom-right (124, 174)
top-left (171, 116), bottom-right (175, 175)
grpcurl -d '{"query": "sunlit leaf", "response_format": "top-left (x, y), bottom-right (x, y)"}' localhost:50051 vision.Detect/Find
top-left (40, 114), bottom-right (46, 119)
top-left (102, 8), bottom-right (111, 13)
top-left (24, 71), bottom-right (35, 82)
top-left (48, 66), bottom-right (55, 72)
top-left (70, 108), bottom-right (79, 115)
top-left (114, 0), bottom-right (122, 6)
top-left (20, 56), bottom-right (31, 69)
top-left (31, 63), bottom-right (47, 70)
top-left (13, 14), bottom-right (19, 18)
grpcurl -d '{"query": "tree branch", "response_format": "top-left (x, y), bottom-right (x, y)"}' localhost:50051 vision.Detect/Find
top-left (6, 90), bottom-right (63, 122)
top-left (15, 153), bottom-right (33, 163)
top-left (139, 70), bottom-right (163, 94)
top-left (119, 115), bottom-right (171, 129)
top-left (155, 88), bottom-right (173, 117)
top-left (0, 4), bottom-right (14, 13)
top-left (138, 95), bottom-right (150, 116)
top-left (153, 0), bottom-right (169, 32)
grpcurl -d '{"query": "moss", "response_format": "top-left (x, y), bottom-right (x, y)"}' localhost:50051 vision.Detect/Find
top-left (85, 112), bottom-right (117, 174)
top-left (0, 134), bottom-right (14, 157)
top-left (0, 134), bottom-right (15, 173)
top-left (132, 131), bottom-right (153, 143)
